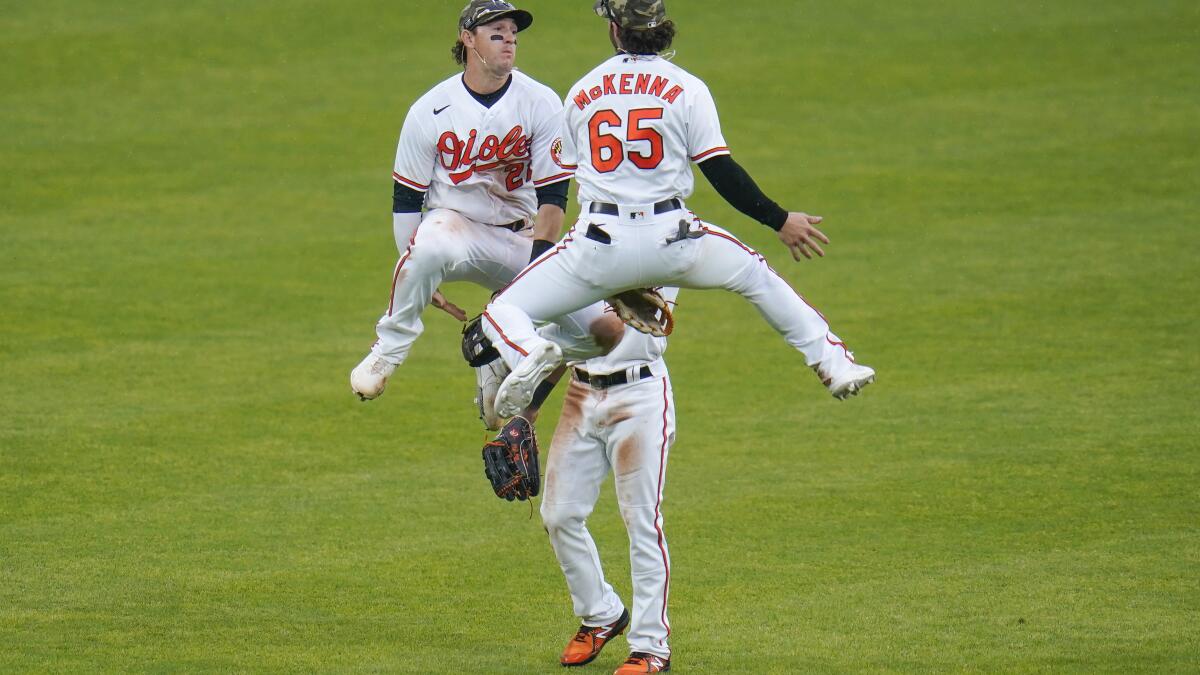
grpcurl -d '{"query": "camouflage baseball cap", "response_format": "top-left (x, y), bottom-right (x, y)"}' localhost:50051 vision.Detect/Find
top-left (593, 0), bottom-right (667, 30)
top-left (459, 0), bottom-right (533, 32)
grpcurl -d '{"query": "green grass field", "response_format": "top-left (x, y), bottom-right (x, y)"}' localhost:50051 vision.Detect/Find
top-left (2, 0), bottom-right (1198, 671)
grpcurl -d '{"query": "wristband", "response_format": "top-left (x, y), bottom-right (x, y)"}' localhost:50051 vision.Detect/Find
top-left (529, 239), bottom-right (555, 262)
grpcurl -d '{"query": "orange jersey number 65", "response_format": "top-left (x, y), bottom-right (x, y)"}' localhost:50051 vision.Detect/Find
top-left (587, 108), bottom-right (664, 173)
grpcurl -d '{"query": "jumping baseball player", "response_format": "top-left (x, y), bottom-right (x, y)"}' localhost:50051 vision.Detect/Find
top-left (350, 0), bottom-right (619, 410)
top-left (538, 289), bottom-right (679, 674)
top-left (478, 0), bottom-right (875, 429)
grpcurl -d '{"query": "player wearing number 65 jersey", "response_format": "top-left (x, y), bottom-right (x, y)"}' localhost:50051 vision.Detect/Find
top-left (481, 0), bottom-right (876, 437)
top-left (350, 0), bottom-right (618, 409)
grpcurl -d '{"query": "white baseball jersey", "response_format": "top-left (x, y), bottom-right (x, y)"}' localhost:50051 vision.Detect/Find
top-left (549, 54), bottom-right (730, 205)
top-left (392, 70), bottom-right (568, 226)
top-left (365, 70), bottom-right (612, 370)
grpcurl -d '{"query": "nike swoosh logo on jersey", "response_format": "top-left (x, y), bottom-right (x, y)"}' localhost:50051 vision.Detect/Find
top-left (434, 105), bottom-right (451, 115)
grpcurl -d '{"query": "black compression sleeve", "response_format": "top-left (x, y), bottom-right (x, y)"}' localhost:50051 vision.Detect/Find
top-left (535, 180), bottom-right (569, 211)
top-left (697, 155), bottom-right (789, 231)
top-left (393, 182), bottom-right (425, 213)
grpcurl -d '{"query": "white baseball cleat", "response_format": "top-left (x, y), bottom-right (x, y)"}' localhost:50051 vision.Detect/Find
top-left (494, 341), bottom-right (562, 419)
top-left (813, 345), bottom-right (875, 400)
top-left (474, 358), bottom-right (511, 431)
top-left (350, 350), bottom-right (397, 401)
top-left (825, 361), bottom-right (875, 400)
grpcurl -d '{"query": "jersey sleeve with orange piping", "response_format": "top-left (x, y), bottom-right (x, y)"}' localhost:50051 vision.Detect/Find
top-left (392, 104), bottom-right (436, 193)
top-left (531, 90), bottom-right (576, 188)
top-left (686, 83), bottom-right (731, 163)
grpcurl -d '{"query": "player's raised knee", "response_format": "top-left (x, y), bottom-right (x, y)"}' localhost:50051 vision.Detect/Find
top-left (408, 227), bottom-right (460, 269)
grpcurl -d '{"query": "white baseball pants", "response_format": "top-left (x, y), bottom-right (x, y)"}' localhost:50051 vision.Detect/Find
top-left (540, 366), bottom-right (675, 659)
top-left (482, 204), bottom-right (847, 370)
top-left (370, 209), bottom-right (607, 365)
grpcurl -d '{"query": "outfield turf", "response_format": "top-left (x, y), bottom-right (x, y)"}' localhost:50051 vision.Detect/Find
top-left (2, 1), bottom-right (1197, 672)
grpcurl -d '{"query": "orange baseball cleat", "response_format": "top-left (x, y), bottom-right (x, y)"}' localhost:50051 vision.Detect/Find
top-left (614, 651), bottom-right (671, 673)
top-left (559, 609), bottom-right (630, 667)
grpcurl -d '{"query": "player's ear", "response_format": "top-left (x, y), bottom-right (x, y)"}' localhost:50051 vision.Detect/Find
top-left (461, 28), bottom-right (475, 49)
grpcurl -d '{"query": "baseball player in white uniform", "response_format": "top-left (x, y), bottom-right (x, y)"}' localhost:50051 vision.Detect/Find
top-left (539, 289), bottom-right (678, 674)
top-left (479, 0), bottom-right (876, 438)
top-left (350, 0), bottom-right (618, 409)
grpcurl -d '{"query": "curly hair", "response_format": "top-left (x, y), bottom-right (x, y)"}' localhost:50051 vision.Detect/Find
top-left (452, 38), bottom-right (467, 66)
top-left (616, 20), bottom-right (676, 55)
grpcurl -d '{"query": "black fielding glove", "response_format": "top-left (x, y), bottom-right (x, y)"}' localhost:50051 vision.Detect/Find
top-left (481, 416), bottom-right (540, 501)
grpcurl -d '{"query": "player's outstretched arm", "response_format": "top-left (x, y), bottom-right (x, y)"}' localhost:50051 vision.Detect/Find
top-left (776, 212), bottom-right (830, 262)
top-left (697, 155), bottom-right (828, 261)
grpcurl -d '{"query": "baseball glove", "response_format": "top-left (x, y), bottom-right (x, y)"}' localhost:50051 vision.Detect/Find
top-left (607, 288), bottom-right (674, 337)
top-left (482, 415), bottom-right (540, 501)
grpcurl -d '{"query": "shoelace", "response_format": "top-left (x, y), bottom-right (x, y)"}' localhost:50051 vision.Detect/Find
top-left (572, 621), bottom-right (614, 645)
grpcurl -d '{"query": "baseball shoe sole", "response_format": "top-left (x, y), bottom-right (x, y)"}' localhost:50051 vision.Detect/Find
top-left (350, 352), bottom-right (397, 401)
top-left (494, 341), bottom-right (561, 419)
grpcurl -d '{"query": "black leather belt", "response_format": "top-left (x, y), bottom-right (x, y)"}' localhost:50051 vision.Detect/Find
top-left (588, 198), bottom-right (682, 216)
top-left (573, 366), bottom-right (654, 389)
top-left (495, 219), bottom-right (526, 231)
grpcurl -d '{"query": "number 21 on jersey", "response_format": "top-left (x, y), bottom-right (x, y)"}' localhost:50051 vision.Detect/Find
top-left (587, 108), bottom-right (664, 172)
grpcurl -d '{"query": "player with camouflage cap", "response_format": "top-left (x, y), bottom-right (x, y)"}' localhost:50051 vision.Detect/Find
top-left (350, 1), bottom-right (624, 422)
top-left (483, 1), bottom-right (878, 670)
top-left (451, 0), bottom-right (532, 63)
